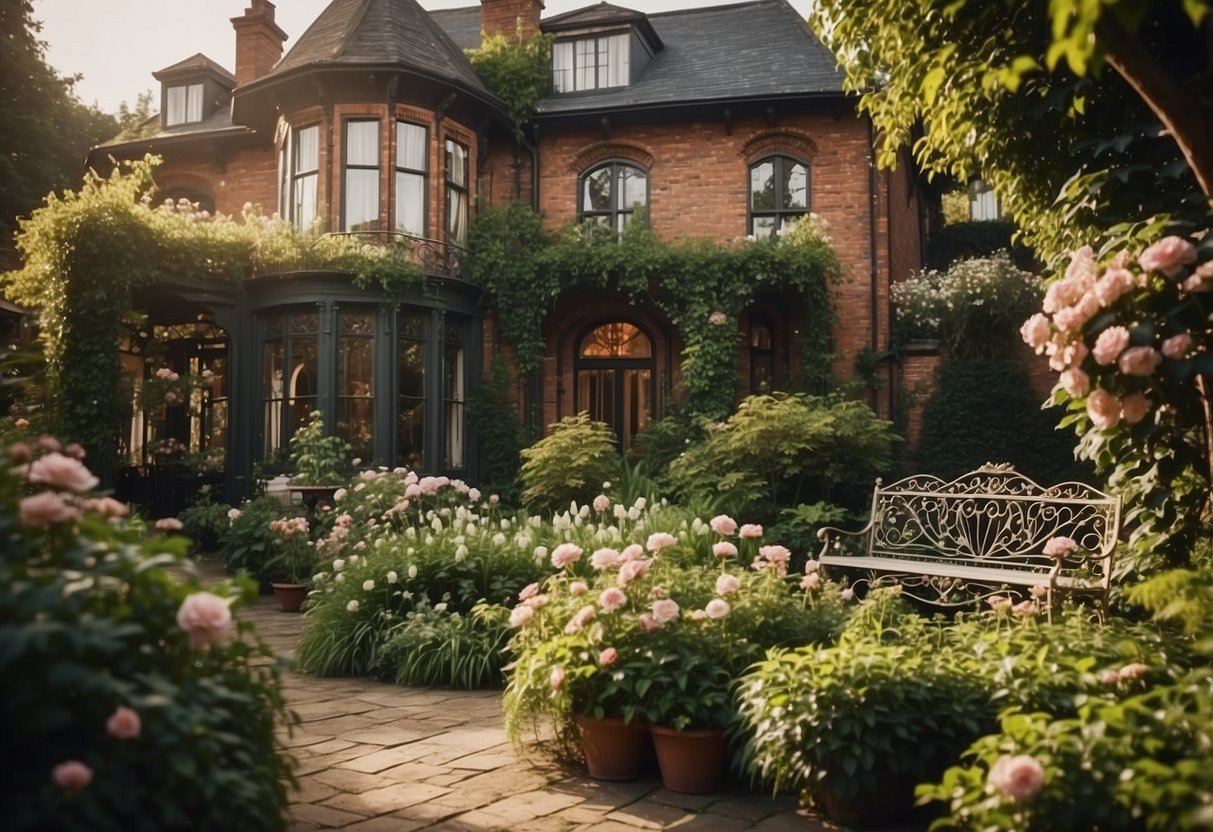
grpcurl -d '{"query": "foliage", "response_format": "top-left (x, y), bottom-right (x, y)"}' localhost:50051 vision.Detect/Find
top-left (289, 410), bottom-right (351, 486)
top-left (466, 357), bottom-right (527, 505)
top-left (916, 357), bottom-right (1093, 486)
top-left (737, 586), bottom-right (1200, 820)
top-left (920, 678), bottom-right (1213, 832)
top-left (4, 158), bottom-right (424, 482)
top-left (113, 90), bottom-right (156, 142)
top-left (265, 516), bottom-right (317, 586)
top-left (220, 495), bottom-right (293, 586)
top-left (176, 485), bottom-right (231, 551)
top-left (373, 600), bottom-right (512, 689)
top-left (518, 413), bottom-right (621, 514)
top-left (0, 1), bottom-right (118, 238)
top-left (295, 469), bottom-right (546, 678)
top-left (891, 252), bottom-right (1041, 356)
top-left (666, 393), bottom-right (896, 528)
top-left (1027, 242), bottom-right (1212, 574)
top-left (503, 523), bottom-right (852, 754)
top-left (465, 28), bottom-right (553, 144)
top-left (0, 437), bottom-right (294, 831)
top-left (468, 206), bottom-right (840, 419)
top-left (926, 220), bottom-right (1033, 271)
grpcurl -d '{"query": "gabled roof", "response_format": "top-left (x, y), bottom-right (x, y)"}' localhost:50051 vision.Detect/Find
top-left (262, 0), bottom-right (489, 96)
top-left (152, 52), bottom-right (236, 86)
top-left (543, 2), bottom-right (662, 51)
top-left (533, 0), bottom-right (845, 115)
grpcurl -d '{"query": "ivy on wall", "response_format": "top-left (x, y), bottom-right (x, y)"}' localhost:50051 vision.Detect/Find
top-left (4, 157), bottom-right (424, 482)
top-left (465, 29), bottom-right (553, 143)
top-left (467, 205), bottom-right (842, 421)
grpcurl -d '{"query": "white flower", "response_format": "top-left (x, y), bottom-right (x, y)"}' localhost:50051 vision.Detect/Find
top-left (332, 559), bottom-right (346, 571)
top-left (363, 580), bottom-right (375, 591)
top-left (387, 571), bottom-right (398, 584)
top-left (408, 565), bottom-right (418, 579)
top-left (346, 600), bottom-right (360, 612)
top-left (434, 602), bottom-right (448, 613)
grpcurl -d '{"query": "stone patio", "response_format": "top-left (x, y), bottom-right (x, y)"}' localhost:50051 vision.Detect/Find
top-left (198, 557), bottom-right (851, 831)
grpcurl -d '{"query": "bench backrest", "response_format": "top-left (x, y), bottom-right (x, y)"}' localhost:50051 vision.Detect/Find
top-left (866, 465), bottom-right (1121, 586)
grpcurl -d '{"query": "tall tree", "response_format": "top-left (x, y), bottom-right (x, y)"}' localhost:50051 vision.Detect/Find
top-left (808, 0), bottom-right (1212, 572)
top-left (0, 0), bottom-right (118, 244)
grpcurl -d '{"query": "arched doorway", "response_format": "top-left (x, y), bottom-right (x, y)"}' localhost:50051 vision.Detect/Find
top-left (575, 321), bottom-right (654, 447)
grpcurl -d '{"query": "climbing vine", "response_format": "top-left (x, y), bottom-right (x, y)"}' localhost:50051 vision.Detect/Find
top-left (467, 205), bottom-right (841, 420)
top-left (4, 157), bottom-right (423, 482)
top-left (465, 29), bottom-right (553, 143)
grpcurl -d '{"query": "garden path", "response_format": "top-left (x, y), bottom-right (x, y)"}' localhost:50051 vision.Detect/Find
top-left (195, 556), bottom-right (855, 832)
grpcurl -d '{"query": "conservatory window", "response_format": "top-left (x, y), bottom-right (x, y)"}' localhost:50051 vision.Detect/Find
top-left (444, 326), bottom-right (465, 469)
top-left (261, 311), bottom-right (319, 458)
top-left (337, 311), bottom-right (374, 463)
top-left (397, 314), bottom-right (426, 469)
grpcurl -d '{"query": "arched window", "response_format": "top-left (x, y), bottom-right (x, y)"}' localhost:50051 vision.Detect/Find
top-left (749, 155), bottom-right (809, 238)
top-left (580, 162), bottom-right (648, 232)
top-left (575, 321), bottom-right (653, 447)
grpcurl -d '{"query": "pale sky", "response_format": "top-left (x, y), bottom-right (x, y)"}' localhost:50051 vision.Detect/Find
top-left (34, 0), bottom-right (813, 114)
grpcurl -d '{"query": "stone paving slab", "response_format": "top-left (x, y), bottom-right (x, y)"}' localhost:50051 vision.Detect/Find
top-left (195, 556), bottom-right (887, 830)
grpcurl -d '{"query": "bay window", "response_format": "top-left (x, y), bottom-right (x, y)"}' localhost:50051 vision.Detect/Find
top-left (396, 122), bottom-right (427, 237)
top-left (445, 139), bottom-right (468, 246)
top-left (344, 120), bottom-right (380, 232)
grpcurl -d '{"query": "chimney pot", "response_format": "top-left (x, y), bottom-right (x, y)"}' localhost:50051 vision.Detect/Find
top-left (231, 0), bottom-right (288, 86)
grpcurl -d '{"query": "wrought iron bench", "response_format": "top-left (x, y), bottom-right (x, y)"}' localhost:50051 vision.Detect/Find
top-left (816, 464), bottom-right (1121, 612)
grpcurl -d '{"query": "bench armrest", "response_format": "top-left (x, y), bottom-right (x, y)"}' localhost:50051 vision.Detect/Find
top-left (816, 520), bottom-right (874, 559)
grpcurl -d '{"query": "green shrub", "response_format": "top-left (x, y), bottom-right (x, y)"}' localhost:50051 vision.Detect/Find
top-left (667, 393), bottom-right (896, 528)
top-left (220, 495), bottom-right (295, 586)
top-left (289, 410), bottom-right (351, 485)
top-left (0, 439), bottom-right (293, 832)
top-left (519, 413), bottom-right (620, 514)
top-left (916, 356), bottom-right (1093, 485)
top-left (176, 485), bottom-right (231, 552)
top-left (373, 601), bottom-right (512, 689)
top-left (926, 220), bottom-right (1034, 271)
top-left (466, 358), bottom-right (527, 505)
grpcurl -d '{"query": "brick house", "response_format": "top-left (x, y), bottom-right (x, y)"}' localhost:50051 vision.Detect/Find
top-left (88, 0), bottom-right (929, 496)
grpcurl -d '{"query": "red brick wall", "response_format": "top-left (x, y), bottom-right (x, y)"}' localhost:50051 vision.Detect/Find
top-left (231, 0), bottom-right (287, 86)
top-left (480, 0), bottom-right (543, 39)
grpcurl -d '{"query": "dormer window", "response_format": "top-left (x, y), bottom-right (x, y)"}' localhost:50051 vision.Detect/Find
top-left (552, 33), bottom-right (630, 92)
top-left (166, 83), bottom-right (204, 126)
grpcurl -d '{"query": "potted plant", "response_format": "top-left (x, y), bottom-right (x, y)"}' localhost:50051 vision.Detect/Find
top-left (265, 515), bottom-right (315, 612)
top-left (288, 410), bottom-right (352, 513)
top-left (176, 485), bottom-right (231, 552)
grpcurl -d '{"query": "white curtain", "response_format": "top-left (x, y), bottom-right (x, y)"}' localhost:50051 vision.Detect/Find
top-left (166, 86), bottom-right (186, 125)
top-left (344, 122), bottom-right (379, 232)
top-left (396, 123), bottom-right (427, 236)
top-left (397, 122), bottom-right (426, 171)
top-left (553, 42), bottom-right (573, 92)
top-left (607, 34), bottom-right (629, 87)
top-left (185, 84), bottom-right (203, 123)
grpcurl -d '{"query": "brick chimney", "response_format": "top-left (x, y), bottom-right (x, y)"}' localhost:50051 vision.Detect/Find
top-left (231, 0), bottom-right (288, 86)
top-left (480, 0), bottom-right (545, 40)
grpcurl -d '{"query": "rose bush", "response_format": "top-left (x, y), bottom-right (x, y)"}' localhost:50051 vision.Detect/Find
top-left (0, 433), bottom-right (294, 832)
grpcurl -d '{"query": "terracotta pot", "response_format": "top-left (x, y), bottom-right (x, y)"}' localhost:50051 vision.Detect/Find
top-left (574, 714), bottom-right (647, 781)
top-left (271, 582), bottom-right (309, 612)
top-left (649, 724), bottom-right (727, 794)
top-left (815, 770), bottom-right (917, 827)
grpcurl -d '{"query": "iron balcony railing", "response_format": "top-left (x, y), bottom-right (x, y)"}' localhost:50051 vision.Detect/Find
top-left (325, 231), bottom-right (470, 283)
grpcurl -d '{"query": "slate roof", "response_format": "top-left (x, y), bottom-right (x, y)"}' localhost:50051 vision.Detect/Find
top-left (427, 6), bottom-right (482, 52)
top-left (152, 52), bottom-right (236, 85)
top-left (262, 0), bottom-right (489, 96)
top-left (92, 106), bottom-right (252, 152)
top-left (531, 0), bottom-right (846, 115)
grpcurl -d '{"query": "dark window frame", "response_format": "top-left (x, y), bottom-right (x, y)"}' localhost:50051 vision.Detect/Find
top-left (342, 118), bottom-right (382, 233)
top-left (551, 31), bottom-right (630, 92)
top-left (395, 120), bottom-right (429, 237)
top-left (578, 160), bottom-right (650, 232)
top-left (748, 154), bottom-right (811, 238)
top-left (165, 82), bottom-right (204, 126)
top-left (445, 138), bottom-right (469, 246)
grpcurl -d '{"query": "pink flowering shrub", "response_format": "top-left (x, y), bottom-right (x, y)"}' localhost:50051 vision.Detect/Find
top-left (1022, 237), bottom-right (1212, 572)
top-left (0, 438), bottom-right (294, 831)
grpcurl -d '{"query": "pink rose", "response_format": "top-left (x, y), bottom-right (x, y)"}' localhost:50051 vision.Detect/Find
top-left (988, 755), bottom-right (1046, 802)
top-left (709, 310), bottom-right (728, 326)
top-left (590, 548), bottom-right (622, 570)
top-left (1019, 314), bottom-right (1051, 352)
top-left (13, 417), bottom-right (29, 431)
top-left (87, 497), bottom-right (130, 518)
top-left (1098, 668), bottom-right (1121, 685)
top-left (518, 582), bottom-right (540, 601)
top-left (1181, 260), bottom-right (1213, 292)
top-left (508, 605), bottom-right (535, 627)
top-left (651, 598), bottom-right (680, 623)
top-left (705, 598), bottom-right (731, 619)
top-left (550, 667), bottom-right (565, 689)
top-left (599, 647), bottom-right (618, 667)
top-left (52, 760), bottom-right (93, 791)
top-left (758, 544), bottom-right (791, 565)
top-left (1117, 346), bottom-right (1161, 377)
top-left (18, 491), bottom-right (82, 528)
top-left (1043, 536), bottom-right (1078, 559)
top-left (592, 494), bottom-right (610, 513)
top-left (1029, 584), bottom-right (1049, 600)
top-left (1092, 326), bottom-right (1130, 365)
top-left (176, 592), bottom-right (235, 649)
top-left (738, 523), bottom-right (763, 539)
top-left (645, 532), bottom-right (677, 552)
top-left (713, 541), bottom-right (738, 559)
top-left (28, 452), bottom-right (99, 493)
top-left (617, 558), bottom-right (650, 586)
top-left (715, 573), bottom-right (741, 595)
top-left (1059, 368), bottom-right (1090, 398)
top-left (1065, 246), bottom-right (1096, 284)
top-left (523, 593), bottom-right (549, 610)
top-left (155, 517), bottom-right (184, 531)
top-left (800, 573), bottom-right (822, 591)
top-left (709, 514), bottom-right (738, 536)
top-left (620, 543), bottom-right (644, 561)
top-left (1051, 305), bottom-right (1087, 334)
top-left (564, 604), bottom-right (596, 634)
top-left (569, 581), bottom-right (589, 597)
top-left (638, 612), bottom-right (661, 632)
top-left (598, 587), bottom-right (627, 612)
top-left (1120, 392), bottom-right (1151, 425)
top-left (1086, 388), bottom-right (1121, 431)
top-left (551, 543), bottom-right (583, 570)
top-left (1118, 662), bottom-right (1149, 681)
top-left (8, 441), bottom-right (31, 463)
top-left (106, 706), bottom-right (141, 740)
top-left (1161, 332), bottom-right (1192, 360)
top-left (1011, 600), bottom-right (1037, 617)
top-left (1138, 235), bottom-right (1196, 275)
top-left (1093, 268), bottom-right (1135, 307)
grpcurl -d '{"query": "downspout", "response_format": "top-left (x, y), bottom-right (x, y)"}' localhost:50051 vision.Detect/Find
top-left (867, 116), bottom-right (880, 413)
top-left (523, 123), bottom-right (542, 432)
